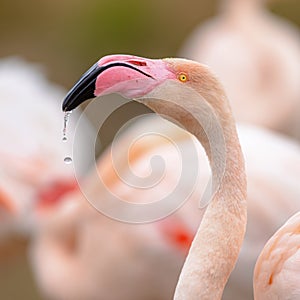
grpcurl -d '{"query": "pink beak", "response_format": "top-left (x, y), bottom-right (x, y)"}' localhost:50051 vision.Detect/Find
top-left (62, 55), bottom-right (175, 112)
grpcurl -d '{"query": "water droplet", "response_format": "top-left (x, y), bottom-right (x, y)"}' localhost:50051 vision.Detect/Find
top-left (64, 157), bottom-right (72, 164)
top-left (62, 111), bottom-right (72, 141)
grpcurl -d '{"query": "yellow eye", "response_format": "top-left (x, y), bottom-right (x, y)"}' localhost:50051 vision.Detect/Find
top-left (178, 73), bottom-right (188, 82)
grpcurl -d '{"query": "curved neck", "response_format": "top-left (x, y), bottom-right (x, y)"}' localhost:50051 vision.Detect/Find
top-left (176, 115), bottom-right (247, 299)
top-left (142, 80), bottom-right (247, 299)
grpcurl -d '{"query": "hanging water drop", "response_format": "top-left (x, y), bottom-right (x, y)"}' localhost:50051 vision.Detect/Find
top-left (64, 157), bottom-right (73, 164)
top-left (62, 111), bottom-right (72, 141)
top-left (62, 111), bottom-right (73, 165)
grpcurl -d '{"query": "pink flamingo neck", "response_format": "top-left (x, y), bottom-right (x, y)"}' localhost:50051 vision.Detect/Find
top-left (141, 73), bottom-right (247, 299)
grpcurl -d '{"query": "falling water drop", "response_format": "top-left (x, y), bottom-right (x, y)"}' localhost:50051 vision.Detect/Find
top-left (64, 157), bottom-right (73, 164)
top-left (62, 111), bottom-right (72, 141)
top-left (62, 111), bottom-right (73, 165)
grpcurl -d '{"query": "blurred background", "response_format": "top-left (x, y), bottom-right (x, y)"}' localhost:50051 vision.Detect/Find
top-left (1, 0), bottom-right (300, 146)
top-left (0, 0), bottom-right (300, 299)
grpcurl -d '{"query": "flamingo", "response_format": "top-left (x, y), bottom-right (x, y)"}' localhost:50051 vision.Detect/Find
top-left (61, 54), bottom-right (300, 298)
top-left (180, 0), bottom-right (300, 138)
top-left (254, 211), bottom-right (300, 299)
top-left (62, 54), bottom-right (247, 299)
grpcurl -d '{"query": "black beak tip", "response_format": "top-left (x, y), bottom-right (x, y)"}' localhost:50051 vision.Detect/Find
top-left (62, 89), bottom-right (96, 112)
top-left (62, 92), bottom-right (83, 112)
top-left (61, 94), bottom-right (78, 112)
top-left (62, 99), bottom-right (71, 112)
top-left (61, 62), bottom-right (100, 112)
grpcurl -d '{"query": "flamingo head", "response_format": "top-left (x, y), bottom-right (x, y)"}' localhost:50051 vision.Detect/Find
top-left (61, 54), bottom-right (199, 112)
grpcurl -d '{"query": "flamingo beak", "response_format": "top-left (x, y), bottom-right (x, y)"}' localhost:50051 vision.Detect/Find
top-left (62, 62), bottom-right (100, 112)
top-left (62, 59), bottom-right (155, 112)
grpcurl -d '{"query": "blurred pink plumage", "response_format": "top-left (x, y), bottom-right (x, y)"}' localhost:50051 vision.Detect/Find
top-left (30, 114), bottom-right (300, 299)
top-left (254, 211), bottom-right (300, 299)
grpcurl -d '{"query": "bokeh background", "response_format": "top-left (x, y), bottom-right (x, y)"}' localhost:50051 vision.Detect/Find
top-left (0, 0), bottom-right (299, 298)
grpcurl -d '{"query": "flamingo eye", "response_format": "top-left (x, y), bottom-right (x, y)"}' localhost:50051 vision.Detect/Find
top-left (178, 73), bottom-right (188, 82)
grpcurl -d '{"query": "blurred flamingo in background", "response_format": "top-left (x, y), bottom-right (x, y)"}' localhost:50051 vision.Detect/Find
top-left (30, 115), bottom-right (300, 299)
top-left (30, 197), bottom-right (185, 300)
top-left (180, 0), bottom-right (300, 139)
top-left (30, 54), bottom-right (300, 299)
top-left (29, 114), bottom-right (203, 300)
top-left (0, 57), bottom-right (94, 239)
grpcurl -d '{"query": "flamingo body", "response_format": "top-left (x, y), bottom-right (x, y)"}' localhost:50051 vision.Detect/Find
top-left (254, 211), bottom-right (300, 299)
